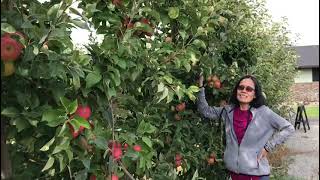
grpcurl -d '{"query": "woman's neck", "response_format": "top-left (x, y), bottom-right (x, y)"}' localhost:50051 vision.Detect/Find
top-left (239, 103), bottom-right (250, 111)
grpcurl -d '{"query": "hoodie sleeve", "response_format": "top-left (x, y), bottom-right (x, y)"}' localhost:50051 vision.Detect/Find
top-left (197, 87), bottom-right (223, 120)
top-left (264, 107), bottom-right (295, 152)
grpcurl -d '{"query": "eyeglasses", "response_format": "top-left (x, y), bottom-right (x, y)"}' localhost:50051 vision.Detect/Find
top-left (237, 85), bottom-right (255, 92)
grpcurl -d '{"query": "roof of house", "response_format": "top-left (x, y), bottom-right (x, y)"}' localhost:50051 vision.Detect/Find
top-left (293, 45), bottom-right (319, 68)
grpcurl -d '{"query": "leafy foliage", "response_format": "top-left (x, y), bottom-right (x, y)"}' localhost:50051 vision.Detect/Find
top-left (1, 0), bottom-right (296, 179)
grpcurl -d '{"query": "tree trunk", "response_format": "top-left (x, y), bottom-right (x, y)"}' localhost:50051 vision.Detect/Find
top-left (1, 120), bottom-right (12, 180)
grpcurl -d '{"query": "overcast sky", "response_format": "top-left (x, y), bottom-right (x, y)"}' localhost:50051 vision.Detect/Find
top-left (69, 0), bottom-right (319, 47)
top-left (265, 0), bottom-right (319, 46)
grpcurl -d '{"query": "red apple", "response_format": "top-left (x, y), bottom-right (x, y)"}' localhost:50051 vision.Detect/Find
top-left (76, 105), bottom-right (91, 119)
top-left (66, 122), bottom-right (83, 139)
top-left (175, 153), bottom-right (182, 161)
top-left (213, 80), bottom-right (221, 89)
top-left (123, 143), bottom-right (129, 151)
top-left (112, 0), bottom-right (122, 7)
top-left (207, 157), bottom-right (215, 165)
top-left (133, 145), bottom-right (142, 152)
top-left (175, 102), bottom-right (186, 112)
top-left (175, 159), bottom-right (182, 167)
top-left (89, 175), bottom-right (96, 180)
top-left (111, 174), bottom-right (119, 180)
top-left (1, 36), bottom-right (23, 61)
top-left (212, 75), bottom-right (219, 82)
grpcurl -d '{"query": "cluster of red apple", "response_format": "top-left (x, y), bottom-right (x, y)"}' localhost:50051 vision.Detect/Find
top-left (121, 16), bottom-right (154, 37)
top-left (67, 105), bottom-right (93, 139)
top-left (206, 75), bottom-right (221, 89)
top-left (172, 102), bottom-right (186, 121)
top-left (108, 140), bottom-right (142, 160)
top-left (1, 31), bottom-right (26, 76)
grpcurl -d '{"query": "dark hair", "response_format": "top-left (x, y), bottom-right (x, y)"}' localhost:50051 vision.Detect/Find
top-left (229, 75), bottom-right (266, 108)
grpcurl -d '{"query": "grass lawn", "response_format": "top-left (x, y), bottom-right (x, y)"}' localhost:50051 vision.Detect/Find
top-left (304, 105), bottom-right (319, 119)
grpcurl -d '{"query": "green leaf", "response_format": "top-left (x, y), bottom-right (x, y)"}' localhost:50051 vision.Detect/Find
top-left (47, 4), bottom-right (60, 21)
top-left (86, 3), bottom-right (100, 16)
top-left (142, 137), bottom-right (152, 148)
top-left (174, 86), bottom-right (184, 100)
top-left (168, 7), bottom-right (179, 19)
top-left (163, 76), bottom-right (173, 84)
top-left (166, 89), bottom-right (174, 103)
top-left (42, 109), bottom-right (65, 127)
top-left (69, 116), bottom-right (90, 132)
top-left (93, 136), bottom-right (108, 150)
top-left (65, 149), bottom-right (73, 163)
top-left (57, 154), bottom-right (66, 172)
top-left (179, 30), bottom-right (188, 40)
top-left (191, 169), bottom-right (199, 180)
top-left (106, 86), bottom-right (116, 99)
top-left (21, 20), bottom-right (33, 29)
top-left (157, 82), bottom-right (165, 92)
top-left (72, 116), bottom-right (91, 129)
top-left (1, 107), bottom-right (19, 117)
top-left (109, 67), bottom-right (121, 86)
top-left (154, 139), bottom-right (164, 147)
top-left (69, 7), bottom-right (85, 19)
top-left (188, 51), bottom-right (199, 66)
top-left (125, 151), bottom-right (139, 160)
top-left (58, 123), bottom-right (68, 137)
top-left (60, 97), bottom-right (78, 114)
top-left (183, 62), bottom-right (191, 72)
top-left (157, 87), bottom-right (168, 103)
top-left (70, 19), bottom-right (90, 30)
top-left (115, 58), bottom-right (127, 69)
top-left (52, 138), bottom-right (70, 154)
top-left (137, 121), bottom-right (157, 135)
top-left (187, 92), bottom-right (196, 102)
top-left (15, 118), bottom-right (30, 132)
top-left (192, 39), bottom-right (206, 49)
top-left (86, 71), bottom-right (102, 88)
top-left (42, 156), bottom-right (55, 172)
top-left (134, 22), bottom-right (153, 33)
top-left (82, 158), bottom-right (90, 170)
top-left (102, 37), bottom-right (116, 50)
top-left (72, 73), bottom-right (81, 90)
top-left (40, 137), bottom-right (55, 151)
top-left (60, 97), bottom-right (71, 111)
top-left (1, 23), bottom-right (16, 33)
top-left (187, 85), bottom-right (200, 93)
top-left (180, 16), bottom-right (189, 27)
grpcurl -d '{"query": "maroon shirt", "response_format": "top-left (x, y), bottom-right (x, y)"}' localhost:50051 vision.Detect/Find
top-left (233, 107), bottom-right (252, 144)
top-left (230, 107), bottom-right (261, 180)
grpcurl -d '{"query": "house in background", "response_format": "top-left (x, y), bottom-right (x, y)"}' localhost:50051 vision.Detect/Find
top-left (290, 45), bottom-right (319, 104)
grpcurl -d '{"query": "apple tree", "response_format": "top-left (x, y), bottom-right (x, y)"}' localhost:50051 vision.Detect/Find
top-left (1, 0), bottom-right (297, 179)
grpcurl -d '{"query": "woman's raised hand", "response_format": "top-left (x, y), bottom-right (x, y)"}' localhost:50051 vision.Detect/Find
top-left (198, 72), bottom-right (204, 87)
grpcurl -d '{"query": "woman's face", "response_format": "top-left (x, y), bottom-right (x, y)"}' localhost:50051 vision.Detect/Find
top-left (236, 78), bottom-right (256, 105)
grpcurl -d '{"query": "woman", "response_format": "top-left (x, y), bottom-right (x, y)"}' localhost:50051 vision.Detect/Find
top-left (197, 74), bottom-right (295, 180)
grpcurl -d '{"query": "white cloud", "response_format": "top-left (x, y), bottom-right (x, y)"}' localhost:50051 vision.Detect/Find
top-left (265, 0), bottom-right (319, 46)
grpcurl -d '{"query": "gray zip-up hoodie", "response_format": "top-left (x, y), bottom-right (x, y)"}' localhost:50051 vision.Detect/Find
top-left (197, 87), bottom-right (295, 176)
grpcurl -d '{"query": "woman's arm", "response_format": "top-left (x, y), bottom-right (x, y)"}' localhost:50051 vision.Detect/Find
top-left (264, 107), bottom-right (295, 152)
top-left (196, 74), bottom-right (223, 120)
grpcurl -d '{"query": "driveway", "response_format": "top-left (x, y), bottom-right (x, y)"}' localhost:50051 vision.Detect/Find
top-left (285, 119), bottom-right (319, 180)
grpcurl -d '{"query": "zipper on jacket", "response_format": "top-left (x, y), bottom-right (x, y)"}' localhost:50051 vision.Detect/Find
top-left (236, 107), bottom-right (252, 174)
top-left (236, 144), bottom-right (240, 173)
